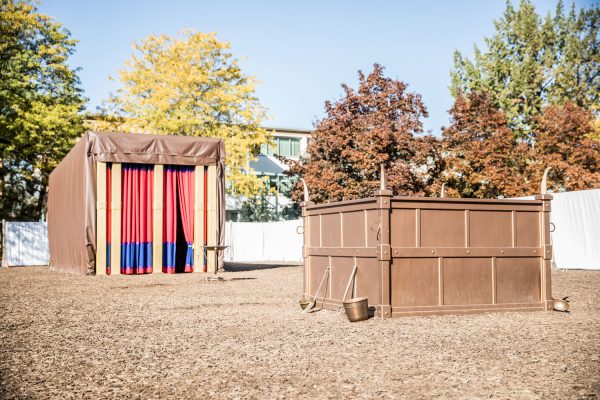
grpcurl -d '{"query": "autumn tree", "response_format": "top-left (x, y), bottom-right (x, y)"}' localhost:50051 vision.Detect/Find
top-left (442, 93), bottom-right (600, 197)
top-left (287, 64), bottom-right (440, 203)
top-left (451, 0), bottom-right (600, 139)
top-left (532, 102), bottom-right (600, 191)
top-left (442, 92), bottom-right (532, 198)
top-left (0, 0), bottom-right (86, 220)
top-left (101, 31), bottom-right (270, 196)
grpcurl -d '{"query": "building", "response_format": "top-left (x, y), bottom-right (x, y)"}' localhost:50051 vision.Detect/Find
top-left (226, 127), bottom-right (311, 221)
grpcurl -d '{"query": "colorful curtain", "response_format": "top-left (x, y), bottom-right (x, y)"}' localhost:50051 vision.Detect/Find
top-left (121, 163), bottom-right (154, 274)
top-left (163, 166), bottom-right (195, 273)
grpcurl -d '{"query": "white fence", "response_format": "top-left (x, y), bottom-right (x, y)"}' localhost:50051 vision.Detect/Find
top-left (516, 189), bottom-right (600, 270)
top-left (224, 219), bottom-right (303, 263)
top-left (1, 222), bottom-right (50, 267)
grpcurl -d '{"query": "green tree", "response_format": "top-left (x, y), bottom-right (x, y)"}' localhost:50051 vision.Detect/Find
top-left (451, 0), bottom-right (599, 139)
top-left (101, 31), bottom-right (271, 197)
top-left (0, 0), bottom-right (86, 220)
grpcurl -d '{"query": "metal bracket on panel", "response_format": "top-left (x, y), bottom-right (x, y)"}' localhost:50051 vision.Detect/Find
top-left (543, 245), bottom-right (553, 260)
top-left (377, 244), bottom-right (391, 261)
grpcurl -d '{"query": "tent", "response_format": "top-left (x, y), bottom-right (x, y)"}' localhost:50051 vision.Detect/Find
top-left (47, 131), bottom-right (225, 275)
top-left (517, 189), bottom-right (600, 270)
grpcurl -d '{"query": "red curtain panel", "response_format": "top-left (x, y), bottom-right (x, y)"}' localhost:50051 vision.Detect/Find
top-left (177, 166), bottom-right (195, 272)
top-left (163, 166), bottom-right (177, 273)
top-left (121, 163), bottom-right (154, 274)
top-left (163, 166), bottom-right (195, 273)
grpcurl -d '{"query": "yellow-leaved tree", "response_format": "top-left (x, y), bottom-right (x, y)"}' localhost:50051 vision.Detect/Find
top-left (99, 31), bottom-right (270, 196)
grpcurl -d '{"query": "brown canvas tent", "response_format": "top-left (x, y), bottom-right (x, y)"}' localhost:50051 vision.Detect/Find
top-left (47, 131), bottom-right (225, 275)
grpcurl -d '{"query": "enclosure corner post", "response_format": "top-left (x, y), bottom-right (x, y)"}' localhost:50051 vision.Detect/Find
top-left (301, 200), bottom-right (314, 298)
top-left (375, 188), bottom-right (392, 319)
top-left (535, 194), bottom-right (553, 310)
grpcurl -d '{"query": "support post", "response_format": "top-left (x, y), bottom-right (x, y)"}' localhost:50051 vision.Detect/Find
top-left (152, 165), bottom-right (163, 273)
top-left (96, 162), bottom-right (107, 275)
top-left (206, 165), bottom-right (217, 274)
top-left (375, 187), bottom-right (392, 319)
top-left (194, 165), bottom-right (205, 273)
top-left (110, 163), bottom-right (121, 275)
top-left (535, 194), bottom-right (553, 310)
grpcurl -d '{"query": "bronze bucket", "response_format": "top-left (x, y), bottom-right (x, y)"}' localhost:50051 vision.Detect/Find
top-left (299, 297), bottom-right (313, 310)
top-left (343, 297), bottom-right (368, 322)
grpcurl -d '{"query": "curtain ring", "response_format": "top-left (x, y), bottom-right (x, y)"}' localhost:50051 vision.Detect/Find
top-left (549, 222), bottom-right (556, 232)
top-left (296, 226), bottom-right (304, 235)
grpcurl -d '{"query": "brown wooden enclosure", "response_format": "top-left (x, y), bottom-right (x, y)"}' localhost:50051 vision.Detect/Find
top-left (301, 191), bottom-right (553, 318)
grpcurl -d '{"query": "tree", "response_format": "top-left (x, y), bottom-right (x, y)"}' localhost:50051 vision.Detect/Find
top-left (101, 31), bottom-right (270, 197)
top-left (442, 93), bottom-right (600, 197)
top-left (451, 0), bottom-right (600, 139)
top-left (442, 92), bottom-right (532, 198)
top-left (0, 0), bottom-right (86, 220)
top-left (287, 64), bottom-right (440, 204)
top-left (532, 102), bottom-right (600, 191)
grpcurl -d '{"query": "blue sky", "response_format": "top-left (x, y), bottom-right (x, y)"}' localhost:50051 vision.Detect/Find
top-left (40, 0), bottom-right (595, 135)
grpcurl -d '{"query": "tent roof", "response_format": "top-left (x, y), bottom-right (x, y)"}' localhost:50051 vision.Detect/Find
top-left (85, 131), bottom-right (225, 166)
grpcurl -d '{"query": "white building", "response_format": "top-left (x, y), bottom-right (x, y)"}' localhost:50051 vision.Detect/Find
top-left (226, 127), bottom-right (311, 221)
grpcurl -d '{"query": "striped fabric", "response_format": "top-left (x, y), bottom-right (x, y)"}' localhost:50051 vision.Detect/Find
top-left (163, 165), bottom-right (195, 273)
top-left (121, 163), bottom-right (154, 274)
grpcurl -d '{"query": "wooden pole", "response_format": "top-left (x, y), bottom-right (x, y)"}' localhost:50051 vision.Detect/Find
top-left (110, 163), bottom-right (121, 275)
top-left (207, 165), bottom-right (217, 273)
top-left (194, 166), bottom-right (205, 273)
top-left (96, 162), bottom-right (107, 275)
top-left (152, 165), bottom-right (163, 273)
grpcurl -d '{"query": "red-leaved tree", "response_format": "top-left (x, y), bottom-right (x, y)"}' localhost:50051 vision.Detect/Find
top-left (442, 93), bottom-right (600, 197)
top-left (288, 64), bottom-right (441, 203)
top-left (441, 91), bottom-right (531, 198)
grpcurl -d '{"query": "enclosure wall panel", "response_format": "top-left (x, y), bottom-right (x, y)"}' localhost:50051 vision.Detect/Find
top-left (391, 258), bottom-right (439, 307)
top-left (321, 213), bottom-right (341, 247)
top-left (420, 210), bottom-right (465, 248)
top-left (515, 212), bottom-right (540, 247)
top-left (342, 211), bottom-right (365, 248)
top-left (495, 257), bottom-right (541, 304)
top-left (355, 258), bottom-right (382, 305)
top-left (303, 195), bottom-right (553, 318)
top-left (469, 211), bottom-right (512, 247)
top-left (443, 258), bottom-right (493, 305)
top-left (390, 209), bottom-right (416, 248)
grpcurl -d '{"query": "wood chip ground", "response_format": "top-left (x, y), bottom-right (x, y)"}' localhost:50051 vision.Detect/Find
top-left (1, 266), bottom-right (599, 399)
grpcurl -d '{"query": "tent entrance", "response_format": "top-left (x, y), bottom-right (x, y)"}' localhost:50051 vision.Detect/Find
top-left (120, 163), bottom-right (154, 275)
top-left (96, 161), bottom-right (218, 276)
top-left (163, 165), bottom-right (195, 273)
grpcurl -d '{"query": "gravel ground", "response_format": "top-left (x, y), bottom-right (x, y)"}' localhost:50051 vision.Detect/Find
top-left (0, 265), bottom-right (599, 399)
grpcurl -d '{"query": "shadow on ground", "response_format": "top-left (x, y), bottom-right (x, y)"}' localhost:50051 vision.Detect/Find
top-left (224, 261), bottom-right (302, 272)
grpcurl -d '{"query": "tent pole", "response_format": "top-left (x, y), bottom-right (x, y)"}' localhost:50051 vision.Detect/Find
top-left (110, 163), bottom-right (121, 275)
top-left (153, 165), bottom-right (163, 274)
top-left (207, 165), bottom-right (217, 274)
top-left (96, 162), bottom-right (107, 275)
top-left (194, 165), bottom-right (205, 273)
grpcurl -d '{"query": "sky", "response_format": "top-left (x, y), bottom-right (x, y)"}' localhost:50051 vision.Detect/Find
top-left (40, 0), bottom-right (595, 135)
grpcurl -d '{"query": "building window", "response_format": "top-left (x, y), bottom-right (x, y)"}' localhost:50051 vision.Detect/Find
top-left (260, 137), bottom-right (301, 158)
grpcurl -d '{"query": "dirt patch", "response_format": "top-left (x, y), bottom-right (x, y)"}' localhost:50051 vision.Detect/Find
top-left (0, 266), bottom-right (598, 399)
